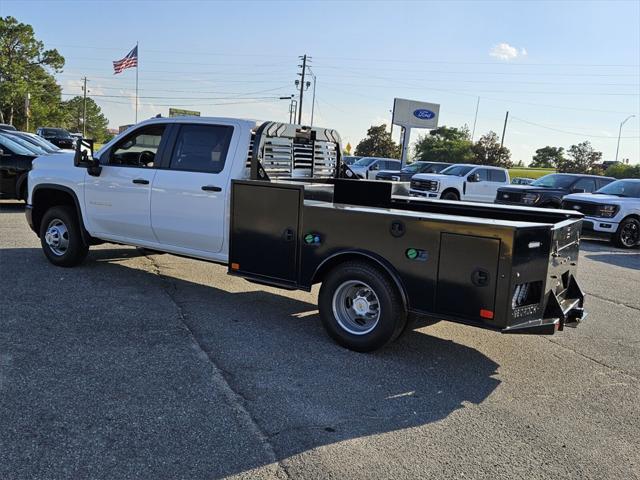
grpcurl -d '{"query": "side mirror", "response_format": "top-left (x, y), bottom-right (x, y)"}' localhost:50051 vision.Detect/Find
top-left (571, 187), bottom-right (585, 194)
top-left (467, 173), bottom-right (480, 182)
top-left (74, 138), bottom-right (102, 176)
top-left (370, 163), bottom-right (379, 170)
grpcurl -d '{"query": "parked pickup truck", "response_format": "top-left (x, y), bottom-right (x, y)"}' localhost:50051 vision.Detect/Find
top-left (410, 164), bottom-right (510, 202)
top-left (26, 117), bottom-right (586, 352)
top-left (562, 179), bottom-right (640, 249)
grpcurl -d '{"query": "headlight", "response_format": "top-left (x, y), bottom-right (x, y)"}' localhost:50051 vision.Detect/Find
top-left (391, 175), bottom-right (400, 181)
top-left (596, 204), bottom-right (618, 218)
top-left (522, 193), bottom-right (540, 205)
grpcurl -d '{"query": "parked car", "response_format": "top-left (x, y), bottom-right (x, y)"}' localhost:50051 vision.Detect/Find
top-left (495, 173), bottom-right (614, 208)
top-left (342, 155), bottom-right (361, 166)
top-left (410, 164), bottom-right (510, 202)
top-left (349, 157), bottom-right (401, 179)
top-left (375, 161), bottom-right (449, 182)
top-left (562, 179), bottom-right (640, 248)
top-left (511, 177), bottom-right (534, 185)
top-left (0, 133), bottom-right (38, 200)
top-left (4, 131), bottom-right (71, 154)
top-left (25, 117), bottom-right (586, 352)
top-left (36, 127), bottom-right (76, 149)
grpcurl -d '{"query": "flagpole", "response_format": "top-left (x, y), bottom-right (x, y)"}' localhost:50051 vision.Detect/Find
top-left (135, 41), bottom-right (139, 123)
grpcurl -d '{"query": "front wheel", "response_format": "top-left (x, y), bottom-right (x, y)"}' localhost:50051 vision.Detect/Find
top-left (318, 261), bottom-right (407, 352)
top-left (39, 206), bottom-right (89, 267)
top-left (613, 217), bottom-right (640, 249)
top-left (441, 190), bottom-right (460, 201)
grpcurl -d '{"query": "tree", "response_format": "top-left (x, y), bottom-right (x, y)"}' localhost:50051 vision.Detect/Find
top-left (0, 16), bottom-right (65, 129)
top-left (530, 146), bottom-right (564, 168)
top-left (559, 141), bottom-right (602, 173)
top-left (61, 96), bottom-right (109, 142)
top-left (472, 131), bottom-right (512, 168)
top-left (354, 124), bottom-right (400, 158)
top-left (413, 126), bottom-right (474, 164)
top-left (605, 163), bottom-right (640, 179)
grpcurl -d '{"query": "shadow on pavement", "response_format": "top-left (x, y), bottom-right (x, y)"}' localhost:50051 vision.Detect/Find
top-left (580, 240), bottom-right (640, 270)
top-left (0, 247), bottom-right (501, 479)
top-left (0, 202), bottom-right (25, 213)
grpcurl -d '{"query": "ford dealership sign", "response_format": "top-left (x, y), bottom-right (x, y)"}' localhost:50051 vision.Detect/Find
top-left (393, 98), bottom-right (440, 128)
top-left (413, 109), bottom-right (436, 120)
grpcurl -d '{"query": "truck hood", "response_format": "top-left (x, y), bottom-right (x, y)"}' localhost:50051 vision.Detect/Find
top-left (564, 192), bottom-right (639, 205)
top-left (498, 185), bottom-right (566, 195)
top-left (411, 173), bottom-right (450, 181)
top-left (32, 151), bottom-right (76, 170)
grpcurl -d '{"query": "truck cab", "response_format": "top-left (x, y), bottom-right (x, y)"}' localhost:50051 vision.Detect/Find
top-left (410, 164), bottom-right (510, 203)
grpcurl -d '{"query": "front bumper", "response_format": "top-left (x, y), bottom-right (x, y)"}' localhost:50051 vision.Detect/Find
top-left (25, 204), bottom-right (35, 233)
top-left (581, 218), bottom-right (618, 240)
top-left (409, 189), bottom-right (439, 199)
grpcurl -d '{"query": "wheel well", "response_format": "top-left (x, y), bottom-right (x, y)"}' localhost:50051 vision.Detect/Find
top-left (31, 188), bottom-right (79, 237)
top-left (441, 187), bottom-right (459, 198)
top-left (311, 252), bottom-right (409, 309)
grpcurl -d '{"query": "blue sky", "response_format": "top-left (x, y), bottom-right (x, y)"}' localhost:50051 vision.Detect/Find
top-left (2, 0), bottom-right (639, 164)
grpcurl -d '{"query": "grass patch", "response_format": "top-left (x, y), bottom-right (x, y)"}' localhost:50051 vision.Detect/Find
top-left (509, 167), bottom-right (555, 179)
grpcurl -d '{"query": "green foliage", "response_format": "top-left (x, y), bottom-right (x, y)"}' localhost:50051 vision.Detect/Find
top-left (531, 146), bottom-right (565, 169)
top-left (413, 126), bottom-right (473, 164)
top-left (0, 16), bottom-right (65, 129)
top-left (472, 131), bottom-right (512, 168)
top-left (558, 141), bottom-right (602, 173)
top-left (354, 124), bottom-right (400, 158)
top-left (61, 96), bottom-right (110, 142)
top-left (604, 163), bottom-right (640, 179)
top-left (509, 167), bottom-right (555, 180)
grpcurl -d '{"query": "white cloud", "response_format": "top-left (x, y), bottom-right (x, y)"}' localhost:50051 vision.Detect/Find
top-left (489, 43), bottom-right (527, 61)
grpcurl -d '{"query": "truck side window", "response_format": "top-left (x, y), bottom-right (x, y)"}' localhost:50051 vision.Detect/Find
top-left (573, 178), bottom-right (596, 192)
top-left (489, 170), bottom-right (507, 182)
top-left (474, 169), bottom-right (489, 181)
top-left (109, 124), bottom-right (166, 168)
top-left (169, 124), bottom-right (233, 174)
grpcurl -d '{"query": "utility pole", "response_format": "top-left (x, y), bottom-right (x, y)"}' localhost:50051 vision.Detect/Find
top-left (297, 54), bottom-right (308, 124)
top-left (471, 96), bottom-right (480, 141)
top-left (82, 76), bottom-right (88, 137)
top-left (615, 114), bottom-right (635, 162)
top-left (500, 111), bottom-right (509, 148)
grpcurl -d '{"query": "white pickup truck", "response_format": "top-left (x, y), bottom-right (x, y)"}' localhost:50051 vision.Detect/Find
top-left (562, 178), bottom-right (640, 248)
top-left (409, 163), bottom-right (510, 202)
top-left (26, 117), bottom-right (587, 351)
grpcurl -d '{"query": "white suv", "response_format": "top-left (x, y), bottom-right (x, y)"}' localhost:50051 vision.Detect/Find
top-left (562, 178), bottom-right (640, 248)
top-left (410, 164), bottom-right (510, 203)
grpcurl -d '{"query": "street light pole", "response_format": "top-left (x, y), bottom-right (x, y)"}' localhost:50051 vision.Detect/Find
top-left (615, 114), bottom-right (635, 163)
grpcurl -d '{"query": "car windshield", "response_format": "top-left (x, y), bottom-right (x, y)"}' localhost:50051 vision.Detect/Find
top-left (440, 165), bottom-right (474, 176)
top-left (0, 134), bottom-right (37, 155)
top-left (531, 174), bottom-right (576, 188)
top-left (401, 163), bottom-right (424, 173)
top-left (594, 180), bottom-right (640, 198)
top-left (5, 133), bottom-right (48, 154)
top-left (353, 157), bottom-right (377, 167)
top-left (42, 128), bottom-right (72, 138)
top-left (23, 133), bottom-right (60, 151)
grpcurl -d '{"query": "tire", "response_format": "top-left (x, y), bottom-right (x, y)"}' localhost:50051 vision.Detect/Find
top-left (318, 261), bottom-right (407, 352)
top-left (613, 217), bottom-right (640, 249)
top-left (441, 190), bottom-right (459, 201)
top-left (39, 206), bottom-right (89, 267)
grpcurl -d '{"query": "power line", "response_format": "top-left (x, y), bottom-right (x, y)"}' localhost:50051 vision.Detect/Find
top-left (510, 116), bottom-right (640, 139)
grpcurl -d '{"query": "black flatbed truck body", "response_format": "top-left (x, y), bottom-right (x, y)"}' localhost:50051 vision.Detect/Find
top-left (229, 178), bottom-right (586, 335)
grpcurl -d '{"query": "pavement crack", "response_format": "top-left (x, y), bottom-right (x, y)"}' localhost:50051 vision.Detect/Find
top-left (141, 254), bottom-right (291, 479)
top-left (587, 291), bottom-right (640, 313)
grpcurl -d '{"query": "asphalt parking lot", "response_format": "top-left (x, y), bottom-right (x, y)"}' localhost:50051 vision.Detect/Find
top-left (1, 200), bottom-right (639, 480)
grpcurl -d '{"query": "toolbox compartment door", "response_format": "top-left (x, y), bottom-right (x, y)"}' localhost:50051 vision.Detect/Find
top-left (436, 233), bottom-right (500, 321)
top-left (230, 182), bottom-right (301, 284)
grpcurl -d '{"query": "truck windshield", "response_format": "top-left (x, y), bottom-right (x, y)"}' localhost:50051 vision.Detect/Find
top-left (594, 180), bottom-right (640, 198)
top-left (531, 174), bottom-right (576, 189)
top-left (353, 157), bottom-right (377, 167)
top-left (5, 133), bottom-right (48, 155)
top-left (440, 165), bottom-right (473, 176)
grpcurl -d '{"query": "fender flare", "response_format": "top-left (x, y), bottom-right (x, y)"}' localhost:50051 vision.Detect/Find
top-left (311, 249), bottom-right (409, 310)
top-left (31, 183), bottom-right (90, 245)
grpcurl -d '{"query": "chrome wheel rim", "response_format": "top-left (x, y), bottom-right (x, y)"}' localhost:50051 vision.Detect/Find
top-left (620, 222), bottom-right (639, 247)
top-left (44, 219), bottom-right (70, 256)
top-left (332, 280), bottom-right (381, 335)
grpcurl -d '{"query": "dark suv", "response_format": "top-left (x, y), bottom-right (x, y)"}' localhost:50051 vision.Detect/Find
top-left (495, 173), bottom-right (615, 208)
top-left (376, 161), bottom-right (449, 181)
top-left (36, 127), bottom-right (76, 149)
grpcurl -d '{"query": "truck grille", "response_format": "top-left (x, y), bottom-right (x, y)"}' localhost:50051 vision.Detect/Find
top-left (561, 200), bottom-right (599, 216)
top-left (497, 191), bottom-right (523, 203)
top-left (411, 179), bottom-right (439, 192)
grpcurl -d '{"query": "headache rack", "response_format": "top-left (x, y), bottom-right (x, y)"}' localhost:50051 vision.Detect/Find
top-left (248, 122), bottom-right (353, 181)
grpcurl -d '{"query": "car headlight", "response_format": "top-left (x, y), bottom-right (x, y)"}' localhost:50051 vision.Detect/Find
top-left (522, 193), bottom-right (540, 205)
top-left (596, 204), bottom-right (618, 218)
top-left (391, 175), bottom-right (400, 181)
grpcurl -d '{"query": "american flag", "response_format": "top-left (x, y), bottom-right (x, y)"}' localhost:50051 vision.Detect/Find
top-left (113, 45), bottom-right (138, 74)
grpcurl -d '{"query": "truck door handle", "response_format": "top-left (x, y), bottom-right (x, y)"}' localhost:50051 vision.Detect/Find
top-left (202, 185), bottom-right (222, 192)
top-left (132, 178), bottom-right (149, 185)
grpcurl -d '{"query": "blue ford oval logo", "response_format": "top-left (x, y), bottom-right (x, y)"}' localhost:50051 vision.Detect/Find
top-left (413, 109), bottom-right (435, 120)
